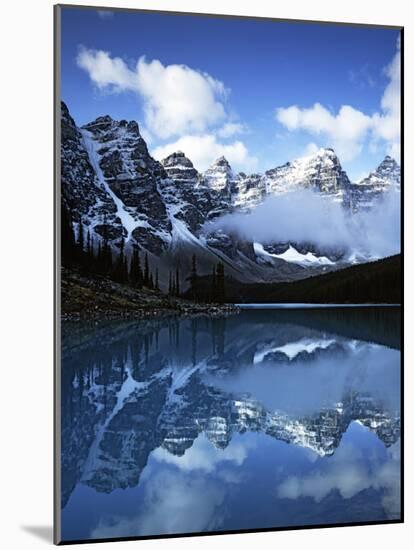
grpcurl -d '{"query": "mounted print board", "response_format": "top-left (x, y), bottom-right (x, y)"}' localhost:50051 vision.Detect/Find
top-left (54, 4), bottom-right (403, 545)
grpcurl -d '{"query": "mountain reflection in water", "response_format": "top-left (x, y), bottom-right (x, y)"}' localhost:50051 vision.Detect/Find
top-left (60, 307), bottom-right (401, 542)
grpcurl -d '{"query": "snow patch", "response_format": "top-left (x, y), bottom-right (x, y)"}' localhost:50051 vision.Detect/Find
top-left (254, 242), bottom-right (334, 266)
top-left (81, 129), bottom-right (147, 241)
top-left (254, 337), bottom-right (336, 363)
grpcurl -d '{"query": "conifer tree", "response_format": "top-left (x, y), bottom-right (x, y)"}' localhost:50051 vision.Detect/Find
top-left (190, 254), bottom-right (198, 301)
top-left (168, 271), bottom-right (172, 295)
top-left (61, 205), bottom-right (76, 266)
top-left (129, 248), bottom-right (143, 288)
top-left (86, 229), bottom-right (92, 268)
top-left (101, 214), bottom-right (112, 275)
top-left (77, 220), bottom-right (85, 264)
top-left (114, 235), bottom-right (126, 283)
top-left (210, 264), bottom-right (217, 302)
top-left (216, 262), bottom-right (225, 303)
top-left (123, 255), bottom-right (129, 283)
top-left (96, 241), bottom-right (102, 273)
top-left (155, 268), bottom-right (159, 291)
top-left (144, 253), bottom-right (149, 286)
top-left (176, 268), bottom-right (180, 297)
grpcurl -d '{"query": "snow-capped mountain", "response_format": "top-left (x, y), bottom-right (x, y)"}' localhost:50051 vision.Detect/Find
top-left (203, 156), bottom-right (237, 217)
top-left (160, 151), bottom-right (213, 233)
top-left (359, 155), bottom-right (400, 187)
top-left (232, 172), bottom-right (266, 210)
top-left (350, 155), bottom-right (401, 212)
top-left (263, 147), bottom-right (351, 206)
top-left (61, 102), bottom-right (124, 240)
top-left (61, 102), bottom-right (400, 284)
top-left (80, 114), bottom-right (172, 254)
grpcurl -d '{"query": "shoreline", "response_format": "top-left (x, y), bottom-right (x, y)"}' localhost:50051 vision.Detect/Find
top-left (61, 303), bottom-right (240, 322)
top-left (237, 303), bottom-right (401, 309)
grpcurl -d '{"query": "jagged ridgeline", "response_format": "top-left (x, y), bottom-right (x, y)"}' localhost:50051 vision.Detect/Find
top-left (61, 101), bottom-right (401, 294)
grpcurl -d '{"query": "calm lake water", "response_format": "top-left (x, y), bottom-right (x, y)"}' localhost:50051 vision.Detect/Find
top-left (60, 307), bottom-right (401, 542)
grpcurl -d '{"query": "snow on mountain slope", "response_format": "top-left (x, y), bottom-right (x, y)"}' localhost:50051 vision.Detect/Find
top-left (160, 151), bottom-right (213, 232)
top-left (232, 173), bottom-right (266, 210)
top-left (254, 243), bottom-right (335, 267)
top-left (350, 156), bottom-right (401, 212)
top-left (81, 129), bottom-right (146, 241)
top-left (61, 101), bottom-right (400, 283)
top-left (253, 337), bottom-right (336, 363)
top-left (203, 156), bottom-right (236, 217)
top-left (358, 155), bottom-right (400, 188)
top-left (263, 148), bottom-right (351, 207)
top-left (80, 114), bottom-right (172, 253)
top-left (60, 101), bottom-right (123, 240)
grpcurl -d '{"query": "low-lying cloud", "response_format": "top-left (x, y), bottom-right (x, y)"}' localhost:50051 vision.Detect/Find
top-left (205, 188), bottom-right (400, 259)
top-left (205, 343), bottom-right (400, 417)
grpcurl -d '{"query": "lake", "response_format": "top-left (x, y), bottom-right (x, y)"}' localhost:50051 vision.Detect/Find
top-left (60, 306), bottom-right (401, 542)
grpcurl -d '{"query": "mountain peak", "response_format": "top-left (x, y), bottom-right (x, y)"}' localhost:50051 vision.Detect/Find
top-left (357, 155), bottom-right (400, 189)
top-left (311, 147), bottom-right (337, 159)
top-left (61, 100), bottom-right (70, 116)
top-left (161, 150), bottom-right (195, 170)
top-left (204, 156), bottom-right (234, 196)
top-left (214, 155), bottom-right (231, 167)
top-left (82, 114), bottom-right (115, 133)
top-left (379, 155), bottom-right (399, 168)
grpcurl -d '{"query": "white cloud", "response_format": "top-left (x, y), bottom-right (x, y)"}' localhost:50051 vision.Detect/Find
top-left (371, 40), bottom-right (401, 159)
top-left (303, 142), bottom-right (320, 156)
top-left (277, 436), bottom-right (401, 519)
top-left (275, 40), bottom-right (401, 162)
top-left (206, 188), bottom-right (400, 258)
top-left (206, 343), bottom-right (400, 418)
top-left (152, 433), bottom-right (252, 473)
top-left (152, 133), bottom-right (258, 172)
top-left (77, 47), bottom-right (228, 139)
top-left (217, 122), bottom-right (246, 138)
top-left (91, 470), bottom-right (226, 538)
top-left (77, 48), bottom-right (136, 92)
top-left (276, 103), bottom-right (372, 162)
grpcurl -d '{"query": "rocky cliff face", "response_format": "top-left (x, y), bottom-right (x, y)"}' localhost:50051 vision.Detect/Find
top-left (359, 155), bottom-right (400, 188)
top-left (61, 101), bottom-right (400, 282)
top-left (80, 114), bottom-right (172, 254)
top-left (264, 147), bottom-right (351, 205)
top-left (160, 151), bottom-right (213, 232)
top-left (350, 155), bottom-right (401, 212)
top-left (61, 102), bottom-right (122, 239)
top-left (203, 156), bottom-right (235, 216)
top-left (232, 172), bottom-right (266, 210)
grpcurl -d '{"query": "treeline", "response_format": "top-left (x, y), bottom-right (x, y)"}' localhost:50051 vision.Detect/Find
top-left (62, 208), bottom-right (227, 302)
top-left (189, 254), bottom-right (401, 304)
top-left (186, 254), bottom-right (226, 303)
top-left (62, 207), bottom-right (160, 290)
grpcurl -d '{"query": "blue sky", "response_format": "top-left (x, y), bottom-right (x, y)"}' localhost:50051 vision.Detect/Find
top-left (60, 6), bottom-right (401, 180)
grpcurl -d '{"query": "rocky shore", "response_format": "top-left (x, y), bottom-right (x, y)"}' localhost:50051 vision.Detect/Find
top-left (60, 268), bottom-right (239, 321)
